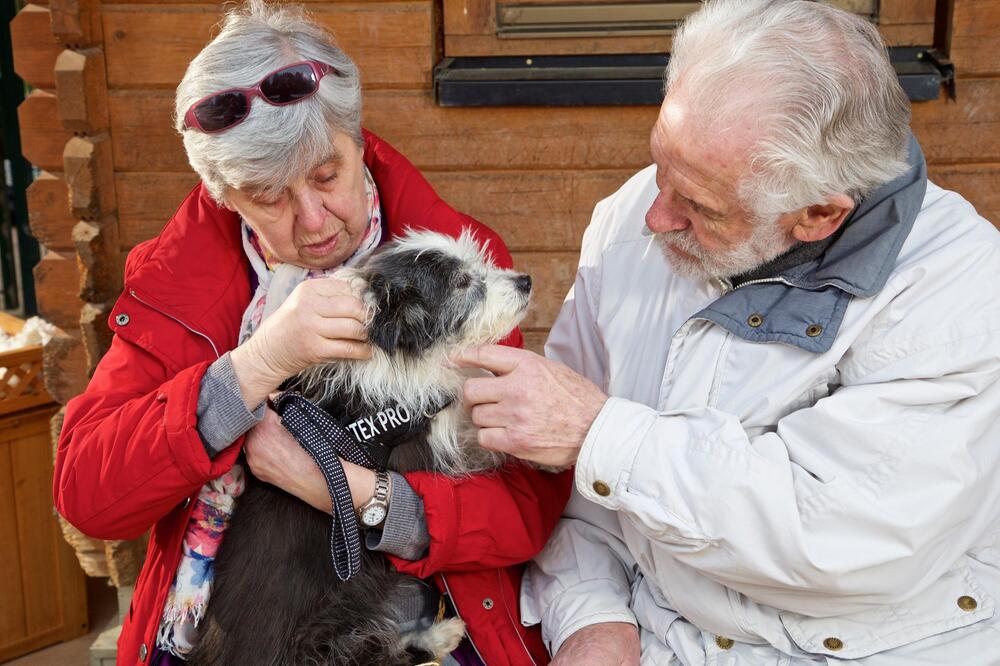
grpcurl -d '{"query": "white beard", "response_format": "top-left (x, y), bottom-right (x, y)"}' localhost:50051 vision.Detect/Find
top-left (655, 215), bottom-right (794, 281)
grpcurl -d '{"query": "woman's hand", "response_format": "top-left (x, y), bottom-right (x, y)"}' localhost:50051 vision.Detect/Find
top-left (245, 407), bottom-right (376, 512)
top-left (551, 623), bottom-right (640, 666)
top-left (231, 277), bottom-right (373, 409)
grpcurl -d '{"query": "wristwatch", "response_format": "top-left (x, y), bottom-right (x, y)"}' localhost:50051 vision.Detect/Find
top-left (358, 470), bottom-right (391, 528)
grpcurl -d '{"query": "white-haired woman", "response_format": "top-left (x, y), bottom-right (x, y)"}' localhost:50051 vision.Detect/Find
top-left (54, 3), bottom-right (569, 665)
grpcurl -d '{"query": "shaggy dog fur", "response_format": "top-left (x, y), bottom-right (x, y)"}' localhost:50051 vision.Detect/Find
top-left (188, 230), bottom-right (533, 665)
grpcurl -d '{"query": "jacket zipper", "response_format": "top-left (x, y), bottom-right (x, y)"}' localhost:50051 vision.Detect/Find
top-left (128, 288), bottom-right (222, 359)
top-left (440, 573), bottom-right (489, 665)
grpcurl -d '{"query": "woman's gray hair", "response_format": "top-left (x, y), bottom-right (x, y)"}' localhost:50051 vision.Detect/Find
top-left (175, 0), bottom-right (362, 204)
top-left (666, 0), bottom-right (911, 222)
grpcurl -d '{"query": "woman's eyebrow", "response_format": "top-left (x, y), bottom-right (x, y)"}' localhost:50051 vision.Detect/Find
top-left (311, 149), bottom-right (344, 170)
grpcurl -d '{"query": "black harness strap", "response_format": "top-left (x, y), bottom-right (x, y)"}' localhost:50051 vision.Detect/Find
top-left (273, 392), bottom-right (377, 581)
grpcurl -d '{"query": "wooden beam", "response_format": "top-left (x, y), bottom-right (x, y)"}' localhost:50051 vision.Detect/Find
top-left (63, 136), bottom-right (116, 220)
top-left (101, 3), bottom-right (434, 91)
top-left (33, 251), bottom-right (83, 330)
top-left (48, 0), bottom-right (102, 48)
top-left (54, 48), bottom-right (109, 134)
top-left (10, 4), bottom-right (61, 90)
top-left (26, 173), bottom-right (76, 252)
top-left (108, 90), bottom-right (661, 172)
top-left (41, 329), bottom-right (89, 405)
top-left (949, 0), bottom-right (1000, 76)
top-left (73, 218), bottom-right (122, 304)
top-left (17, 90), bottom-right (70, 173)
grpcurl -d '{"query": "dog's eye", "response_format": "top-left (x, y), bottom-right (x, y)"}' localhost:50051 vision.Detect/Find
top-left (453, 273), bottom-right (472, 289)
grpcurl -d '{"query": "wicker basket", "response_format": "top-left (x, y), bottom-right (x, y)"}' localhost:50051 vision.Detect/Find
top-left (0, 312), bottom-right (52, 417)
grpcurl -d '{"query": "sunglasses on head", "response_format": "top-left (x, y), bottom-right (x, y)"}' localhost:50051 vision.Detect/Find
top-left (183, 60), bottom-right (338, 134)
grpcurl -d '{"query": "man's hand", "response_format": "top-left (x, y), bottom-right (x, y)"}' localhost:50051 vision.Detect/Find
top-left (244, 407), bottom-right (375, 512)
top-left (551, 622), bottom-right (640, 666)
top-left (455, 345), bottom-right (607, 469)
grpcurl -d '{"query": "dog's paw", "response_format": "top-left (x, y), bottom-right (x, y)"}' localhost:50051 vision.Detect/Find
top-left (401, 617), bottom-right (467, 659)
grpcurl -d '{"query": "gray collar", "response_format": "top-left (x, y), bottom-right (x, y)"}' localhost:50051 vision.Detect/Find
top-left (693, 134), bottom-right (927, 353)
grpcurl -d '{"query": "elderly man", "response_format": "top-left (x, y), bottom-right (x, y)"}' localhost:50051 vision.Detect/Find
top-left (457, 0), bottom-right (1000, 663)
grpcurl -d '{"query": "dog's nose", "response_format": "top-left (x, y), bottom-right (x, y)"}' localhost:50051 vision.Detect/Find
top-left (514, 274), bottom-right (532, 294)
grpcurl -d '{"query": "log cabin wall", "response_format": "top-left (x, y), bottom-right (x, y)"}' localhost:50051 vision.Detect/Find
top-left (10, 0), bottom-right (1000, 587)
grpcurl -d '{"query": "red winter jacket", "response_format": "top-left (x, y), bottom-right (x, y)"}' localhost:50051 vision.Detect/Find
top-left (54, 131), bottom-right (571, 666)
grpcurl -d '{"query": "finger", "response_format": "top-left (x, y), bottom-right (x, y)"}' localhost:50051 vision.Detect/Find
top-left (477, 427), bottom-right (515, 453)
top-left (311, 294), bottom-right (369, 322)
top-left (310, 275), bottom-right (361, 296)
top-left (463, 376), bottom-right (506, 407)
top-left (469, 402), bottom-right (508, 428)
top-left (452, 344), bottom-right (528, 375)
top-left (316, 317), bottom-right (368, 342)
top-left (317, 339), bottom-right (374, 362)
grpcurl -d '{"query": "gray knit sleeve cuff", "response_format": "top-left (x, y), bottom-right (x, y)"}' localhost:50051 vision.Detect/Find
top-left (365, 472), bottom-right (430, 560)
top-left (196, 352), bottom-right (266, 458)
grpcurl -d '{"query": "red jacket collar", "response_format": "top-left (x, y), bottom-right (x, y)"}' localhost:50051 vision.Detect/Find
top-left (122, 131), bottom-right (476, 355)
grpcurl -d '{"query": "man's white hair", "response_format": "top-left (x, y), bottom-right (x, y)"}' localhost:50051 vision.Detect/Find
top-left (666, 0), bottom-right (911, 222)
top-left (174, 0), bottom-right (362, 204)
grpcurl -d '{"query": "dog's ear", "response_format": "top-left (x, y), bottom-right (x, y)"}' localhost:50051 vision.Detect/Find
top-left (366, 271), bottom-right (436, 356)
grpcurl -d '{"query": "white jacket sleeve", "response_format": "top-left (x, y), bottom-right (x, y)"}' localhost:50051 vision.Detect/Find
top-left (521, 201), bottom-right (639, 654)
top-left (575, 314), bottom-right (1000, 617)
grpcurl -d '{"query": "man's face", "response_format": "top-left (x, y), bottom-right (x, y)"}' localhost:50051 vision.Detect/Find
top-left (646, 96), bottom-right (798, 281)
top-left (225, 132), bottom-right (371, 271)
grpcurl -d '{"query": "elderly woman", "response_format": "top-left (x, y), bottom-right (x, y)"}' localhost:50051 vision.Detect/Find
top-left (53, 2), bottom-right (569, 665)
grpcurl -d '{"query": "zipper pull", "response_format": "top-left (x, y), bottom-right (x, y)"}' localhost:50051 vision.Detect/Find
top-left (716, 277), bottom-right (732, 294)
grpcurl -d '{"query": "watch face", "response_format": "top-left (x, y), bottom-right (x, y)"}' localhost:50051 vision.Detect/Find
top-left (361, 504), bottom-right (387, 527)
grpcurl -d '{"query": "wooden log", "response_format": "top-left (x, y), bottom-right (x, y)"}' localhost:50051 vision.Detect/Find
top-left (73, 218), bottom-right (122, 304)
top-left (17, 90), bottom-right (71, 173)
top-left (103, 537), bottom-right (147, 589)
top-left (950, 0), bottom-right (1000, 76)
top-left (910, 78), bottom-right (1000, 164)
top-left (880, 0), bottom-right (937, 24)
top-left (10, 4), bottom-right (61, 90)
top-left (42, 329), bottom-right (89, 405)
top-left (109, 90), bottom-right (661, 172)
top-left (79, 302), bottom-right (114, 375)
top-left (112, 169), bottom-right (629, 251)
top-left (26, 172), bottom-right (76, 252)
top-left (101, 2), bottom-right (433, 91)
top-left (930, 163), bottom-right (1000, 227)
top-left (63, 135), bottom-right (116, 220)
top-left (110, 81), bottom-right (1000, 172)
top-left (51, 407), bottom-right (109, 578)
top-left (510, 251), bottom-right (577, 330)
top-left (33, 251), bottom-right (83, 330)
top-left (54, 48), bottom-right (109, 134)
top-left (522, 330), bottom-right (548, 355)
top-left (49, 0), bottom-right (102, 48)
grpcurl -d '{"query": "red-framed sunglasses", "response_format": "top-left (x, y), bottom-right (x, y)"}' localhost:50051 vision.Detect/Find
top-left (183, 60), bottom-right (337, 134)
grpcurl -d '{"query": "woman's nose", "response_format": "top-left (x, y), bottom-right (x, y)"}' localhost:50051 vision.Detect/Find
top-left (292, 186), bottom-right (326, 233)
top-left (645, 191), bottom-right (691, 234)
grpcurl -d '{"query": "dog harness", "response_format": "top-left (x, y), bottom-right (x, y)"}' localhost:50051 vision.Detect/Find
top-left (274, 391), bottom-right (452, 580)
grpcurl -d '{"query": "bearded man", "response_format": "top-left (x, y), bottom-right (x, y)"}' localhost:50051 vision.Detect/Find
top-left (456, 0), bottom-right (1000, 663)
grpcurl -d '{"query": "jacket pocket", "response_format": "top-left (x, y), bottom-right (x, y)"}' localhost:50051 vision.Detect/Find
top-left (779, 565), bottom-right (995, 659)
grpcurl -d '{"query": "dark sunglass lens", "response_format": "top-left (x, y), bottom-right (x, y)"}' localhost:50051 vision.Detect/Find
top-left (195, 91), bottom-right (249, 131)
top-left (261, 64), bottom-right (318, 104)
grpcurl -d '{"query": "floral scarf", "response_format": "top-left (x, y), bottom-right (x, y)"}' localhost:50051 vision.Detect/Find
top-left (156, 166), bottom-right (383, 658)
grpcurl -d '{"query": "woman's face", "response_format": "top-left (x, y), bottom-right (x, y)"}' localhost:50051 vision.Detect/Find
top-left (225, 132), bottom-right (371, 271)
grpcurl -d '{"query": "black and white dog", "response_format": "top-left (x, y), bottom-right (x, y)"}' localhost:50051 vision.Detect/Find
top-left (189, 230), bottom-right (533, 665)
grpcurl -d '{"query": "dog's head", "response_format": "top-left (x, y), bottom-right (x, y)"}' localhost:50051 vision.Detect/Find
top-left (358, 229), bottom-right (531, 357)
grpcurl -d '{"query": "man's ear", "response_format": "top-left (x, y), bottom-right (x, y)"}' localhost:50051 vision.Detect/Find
top-left (791, 193), bottom-right (855, 243)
